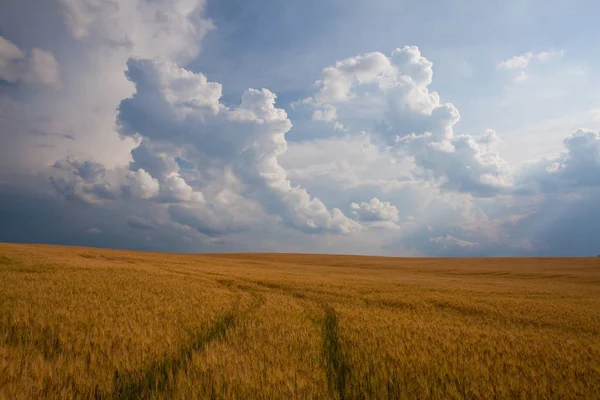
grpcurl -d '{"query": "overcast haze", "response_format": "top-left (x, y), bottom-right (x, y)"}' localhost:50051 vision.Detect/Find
top-left (1, 0), bottom-right (600, 256)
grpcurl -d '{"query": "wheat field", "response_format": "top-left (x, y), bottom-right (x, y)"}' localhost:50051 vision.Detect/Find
top-left (1, 243), bottom-right (599, 399)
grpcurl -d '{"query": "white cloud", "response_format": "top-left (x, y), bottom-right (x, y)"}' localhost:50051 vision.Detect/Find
top-left (123, 169), bottom-right (160, 200)
top-left (168, 194), bottom-right (265, 237)
top-left (498, 50), bottom-right (564, 83)
top-left (0, 0), bottom-right (213, 173)
top-left (519, 129), bottom-right (600, 191)
top-left (397, 129), bottom-right (511, 196)
top-left (514, 71), bottom-right (528, 82)
top-left (350, 198), bottom-right (400, 230)
top-left (0, 36), bottom-right (60, 87)
top-left (303, 46), bottom-right (512, 197)
top-left (498, 50), bottom-right (564, 70)
top-left (312, 104), bottom-right (337, 121)
top-left (313, 51), bottom-right (396, 103)
top-left (115, 58), bottom-right (362, 235)
top-left (282, 132), bottom-right (413, 192)
top-left (351, 198), bottom-right (399, 222)
top-left (498, 53), bottom-right (534, 70)
top-left (58, 0), bottom-right (213, 62)
top-left (535, 50), bottom-right (565, 62)
top-left (51, 157), bottom-right (160, 203)
top-left (333, 122), bottom-right (347, 131)
top-left (158, 174), bottom-right (204, 203)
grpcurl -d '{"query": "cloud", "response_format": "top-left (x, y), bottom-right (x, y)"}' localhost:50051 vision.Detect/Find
top-left (313, 51), bottom-right (396, 103)
top-left (506, 190), bottom-right (600, 256)
top-left (430, 234), bottom-right (478, 248)
top-left (498, 50), bottom-right (564, 70)
top-left (123, 169), bottom-right (160, 200)
top-left (167, 197), bottom-right (265, 237)
top-left (398, 129), bottom-right (511, 197)
top-left (156, 175), bottom-right (203, 203)
top-left (58, 0), bottom-right (213, 62)
top-left (0, 36), bottom-right (60, 87)
top-left (51, 156), bottom-right (159, 203)
top-left (555, 130), bottom-right (600, 186)
top-left (281, 132), bottom-right (413, 193)
top-left (519, 129), bottom-right (600, 192)
top-left (498, 53), bottom-right (533, 70)
top-left (51, 158), bottom-right (115, 203)
top-left (303, 46), bottom-right (512, 197)
top-left (283, 133), bottom-right (521, 251)
top-left (350, 198), bottom-right (400, 230)
top-left (0, 179), bottom-right (217, 252)
top-left (351, 198), bottom-right (399, 222)
top-left (312, 104), bottom-right (337, 121)
top-left (498, 50), bottom-right (564, 82)
top-left (0, 0), bottom-right (214, 173)
top-left (50, 57), bottom-right (362, 236)
top-left (514, 71), bottom-right (528, 82)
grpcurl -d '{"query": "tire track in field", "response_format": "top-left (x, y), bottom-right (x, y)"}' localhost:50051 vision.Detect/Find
top-left (110, 311), bottom-right (235, 400)
top-left (321, 307), bottom-right (352, 400)
top-left (242, 279), bottom-right (410, 399)
top-left (240, 279), bottom-right (354, 399)
top-left (109, 278), bottom-right (264, 400)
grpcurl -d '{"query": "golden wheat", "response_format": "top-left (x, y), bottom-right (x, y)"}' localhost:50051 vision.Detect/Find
top-left (1, 243), bottom-right (599, 399)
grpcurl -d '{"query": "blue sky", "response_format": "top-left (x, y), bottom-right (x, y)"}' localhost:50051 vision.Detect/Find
top-left (1, 0), bottom-right (600, 255)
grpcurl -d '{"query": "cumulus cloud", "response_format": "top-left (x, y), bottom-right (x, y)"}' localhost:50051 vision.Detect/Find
top-left (558, 130), bottom-right (600, 185)
top-left (58, 0), bottom-right (213, 61)
top-left (519, 129), bottom-right (600, 192)
top-left (0, 0), bottom-right (214, 173)
top-left (51, 156), bottom-right (160, 203)
top-left (282, 132), bottom-right (413, 192)
top-left (5, 1), bottom-right (314, 240)
top-left (168, 198), bottom-right (264, 237)
top-left (303, 46), bottom-right (512, 197)
top-left (312, 51), bottom-right (396, 103)
top-left (51, 158), bottom-right (114, 203)
top-left (350, 198), bottom-right (400, 230)
top-left (351, 198), bottom-right (399, 222)
top-left (41, 38), bottom-right (595, 251)
top-left (0, 36), bottom-right (60, 87)
top-left (123, 169), bottom-right (160, 200)
top-left (52, 57), bottom-right (361, 236)
top-left (398, 130), bottom-right (511, 197)
top-left (157, 174), bottom-right (204, 203)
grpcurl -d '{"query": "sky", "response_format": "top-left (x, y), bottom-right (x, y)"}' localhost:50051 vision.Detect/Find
top-left (1, 0), bottom-right (600, 256)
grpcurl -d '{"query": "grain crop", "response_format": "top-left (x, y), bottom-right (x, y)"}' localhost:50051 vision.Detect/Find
top-left (1, 243), bottom-right (599, 399)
